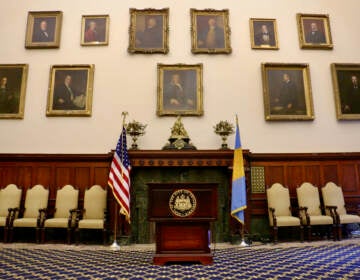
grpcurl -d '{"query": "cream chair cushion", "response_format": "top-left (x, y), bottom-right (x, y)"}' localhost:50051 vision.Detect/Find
top-left (78, 185), bottom-right (107, 229)
top-left (296, 182), bottom-right (333, 225)
top-left (13, 184), bottom-right (49, 228)
top-left (322, 182), bottom-right (360, 224)
top-left (0, 184), bottom-right (22, 226)
top-left (44, 185), bottom-right (79, 228)
top-left (267, 183), bottom-right (300, 227)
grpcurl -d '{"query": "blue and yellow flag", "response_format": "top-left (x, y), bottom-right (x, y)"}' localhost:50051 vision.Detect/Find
top-left (231, 117), bottom-right (247, 224)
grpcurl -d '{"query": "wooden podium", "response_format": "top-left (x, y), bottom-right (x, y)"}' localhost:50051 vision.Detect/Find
top-left (148, 183), bottom-right (217, 265)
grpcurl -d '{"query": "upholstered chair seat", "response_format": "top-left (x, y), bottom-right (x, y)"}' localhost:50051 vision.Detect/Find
top-left (0, 184), bottom-right (22, 242)
top-left (76, 185), bottom-right (107, 244)
top-left (296, 182), bottom-right (334, 241)
top-left (10, 184), bottom-right (49, 243)
top-left (78, 219), bottom-right (104, 229)
top-left (275, 216), bottom-right (302, 227)
top-left (322, 182), bottom-right (360, 240)
top-left (307, 215), bottom-right (334, 225)
top-left (42, 184), bottom-right (79, 244)
top-left (266, 183), bottom-right (304, 243)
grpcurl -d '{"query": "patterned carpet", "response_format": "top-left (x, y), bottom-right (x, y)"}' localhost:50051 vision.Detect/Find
top-left (0, 241), bottom-right (360, 279)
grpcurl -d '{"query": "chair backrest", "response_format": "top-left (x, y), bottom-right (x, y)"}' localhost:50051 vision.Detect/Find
top-left (0, 184), bottom-right (22, 217)
top-left (296, 182), bottom-right (322, 216)
top-left (54, 185), bottom-right (79, 218)
top-left (23, 184), bottom-right (49, 218)
top-left (83, 185), bottom-right (107, 219)
top-left (321, 182), bottom-right (347, 215)
top-left (266, 183), bottom-right (292, 225)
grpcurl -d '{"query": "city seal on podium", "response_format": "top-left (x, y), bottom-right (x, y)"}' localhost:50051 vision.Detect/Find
top-left (169, 189), bottom-right (197, 217)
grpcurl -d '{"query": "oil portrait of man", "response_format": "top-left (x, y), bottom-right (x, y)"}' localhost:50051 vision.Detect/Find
top-left (262, 63), bottom-right (314, 121)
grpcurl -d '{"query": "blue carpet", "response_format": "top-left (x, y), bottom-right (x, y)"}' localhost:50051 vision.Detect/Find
top-left (0, 243), bottom-right (359, 279)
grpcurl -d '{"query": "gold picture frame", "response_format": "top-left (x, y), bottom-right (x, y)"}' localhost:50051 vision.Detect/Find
top-left (81, 15), bottom-right (110, 46)
top-left (191, 9), bottom-right (231, 54)
top-left (331, 63), bottom-right (360, 120)
top-left (128, 8), bottom-right (169, 54)
top-left (25, 11), bottom-right (62, 49)
top-left (157, 63), bottom-right (203, 116)
top-left (250, 18), bottom-right (279, 50)
top-left (0, 64), bottom-right (28, 119)
top-left (261, 63), bottom-right (314, 121)
top-left (46, 65), bottom-right (95, 117)
top-left (297, 13), bottom-right (333, 49)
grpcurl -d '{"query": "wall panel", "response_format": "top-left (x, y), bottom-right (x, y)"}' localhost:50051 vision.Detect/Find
top-left (1, 152), bottom-right (359, 241)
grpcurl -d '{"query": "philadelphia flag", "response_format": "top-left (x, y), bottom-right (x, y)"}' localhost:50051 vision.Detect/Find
top-left (231, 117), bottom-right (247, 224)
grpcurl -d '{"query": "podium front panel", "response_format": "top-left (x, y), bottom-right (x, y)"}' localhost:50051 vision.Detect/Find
top-left (148, 183), bottom-right (218, 221)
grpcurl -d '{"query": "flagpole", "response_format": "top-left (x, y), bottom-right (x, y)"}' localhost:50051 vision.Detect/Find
top-left (240, 223), bottom-right (249, 247)
top-left (110, 111), bottom-right (128, 251)
top-left (234, 114), bottom-right (249, 247)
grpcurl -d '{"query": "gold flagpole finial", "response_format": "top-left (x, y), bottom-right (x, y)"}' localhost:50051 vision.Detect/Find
top-left (235, 114), bottom-right (239, 125)
top-left (121, 111), bottom-right (128, 127)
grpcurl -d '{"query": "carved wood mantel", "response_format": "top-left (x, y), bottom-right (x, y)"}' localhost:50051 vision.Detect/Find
top-left (128, 149), bottom-right (250, 168)
top-left (127, 149), bottom-right (251, 243)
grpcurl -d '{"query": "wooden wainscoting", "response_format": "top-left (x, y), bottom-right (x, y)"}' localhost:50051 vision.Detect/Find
top-left (249, 153), bottom-right (360, 218)
top-left (1, 152), bottom-right (359, 242)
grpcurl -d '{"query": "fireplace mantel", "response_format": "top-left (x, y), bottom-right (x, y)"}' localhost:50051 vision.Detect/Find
top-left (128, 149), bottom-right (250, 168)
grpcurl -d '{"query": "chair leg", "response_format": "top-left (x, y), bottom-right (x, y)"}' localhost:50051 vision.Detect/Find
top-left (331, 224), bottom-right (337, 241)
top-left (75, 228), bottom-right (80, 245)
top-left (36, 227), bottom-right (40, 243)
top-left (338, 224), bottom-right (342, 241)
top-left (9, 226), bottom-right (14, 243)
top-left (41, 228), bottom-right (45, 243)
top-left (103, 228), bottom-right (107, 245)
top-left (67, 228), bottom-right (72, 244)
top-left (273, 226), bottom-right (278, 243)
top-left (300, 225), bottom-right (304, 242)
top-left (4, 226), bottom-right (8, 243)
top-left (307, 225), bottom-right (312, 242)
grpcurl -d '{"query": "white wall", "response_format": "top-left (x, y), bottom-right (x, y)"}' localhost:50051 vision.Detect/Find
top-left (1, 0), bottom-right (360, 153)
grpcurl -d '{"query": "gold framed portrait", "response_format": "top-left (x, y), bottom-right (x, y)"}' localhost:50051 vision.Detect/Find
top-left (128, 8), bottom-right (169, 54)
top-left (297, 13), bottom-right (333, 49)
top-left (81, 15), bottom-right (110, 46)
top-left (191, 9), bottom-right (231, 54)
top-left (0, 64), bottom-right (28, 119)
top-left (25, 11), bottom-right (62, 49)
top-left (46, 65), bottom-right (95, 117)
top-left (331, 63), bottom-right (360, 120)
top-left (250, 18), bottom-right (279, 50)
top-left (157, 63), bottom-right (203, 116)
top-left (261, 63), bottom-right (314, 121)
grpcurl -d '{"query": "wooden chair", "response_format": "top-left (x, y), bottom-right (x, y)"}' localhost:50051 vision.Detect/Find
top-left (0, 184), bottom-right (22, 242)
top-left (42, 185), bottom-right (79, 244)
top-left (10, 184), bottom-right (49, 243)
top-left (296, 182), bottom-right (335, 241)
top-left (321, 182), bottom-right (360, 240)
top-left (266, 183), bottom-right (304, 243)
top-left (75, 185), bottom-right (107, 244)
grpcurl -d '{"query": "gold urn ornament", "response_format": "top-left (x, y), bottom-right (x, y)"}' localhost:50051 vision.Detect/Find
top-left (214, 120), bottom-right (234, 149)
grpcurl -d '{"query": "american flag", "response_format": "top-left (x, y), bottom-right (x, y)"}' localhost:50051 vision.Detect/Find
top-left (108, 127), bottom-right (131, 223)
